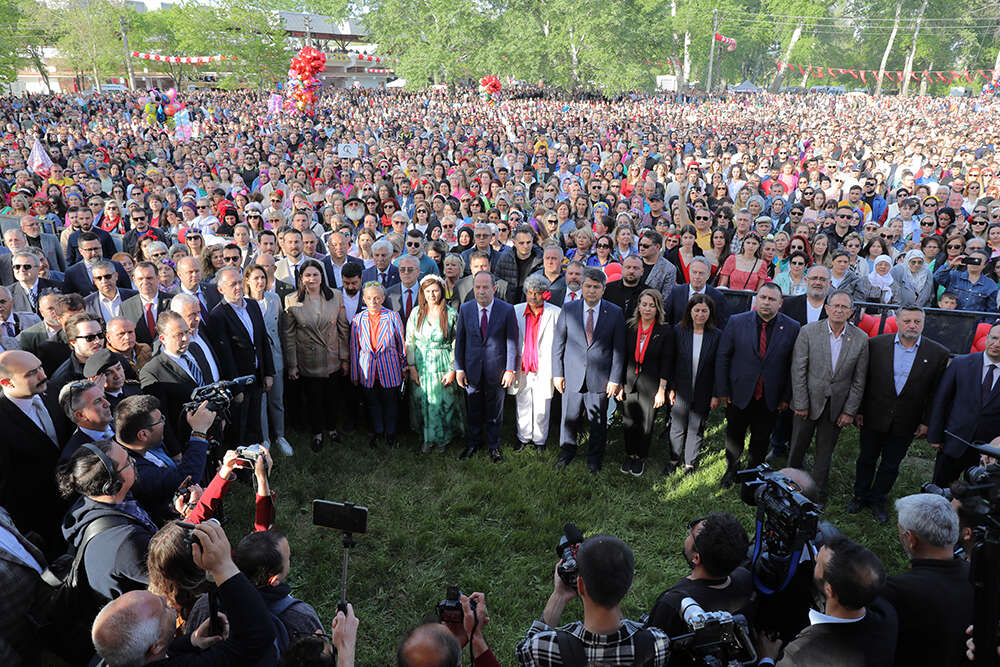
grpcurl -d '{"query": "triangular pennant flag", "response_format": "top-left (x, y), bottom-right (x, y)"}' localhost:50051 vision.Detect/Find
top-left (828, 67), bottom-right (838, 78)
top-left (847, 70), bottom-right (858, 79)
top-left (860, 70), bottom-right (867, 84)
top-left (28, 138), bottom-right (53, 177)
top-left (816, 67), bottom-right (824, 78)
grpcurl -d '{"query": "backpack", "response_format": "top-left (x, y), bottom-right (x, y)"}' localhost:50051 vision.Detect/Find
top-left (555, 627), bottom-right (656, 667)
top-left (266, 594), bottom-right (306, 661)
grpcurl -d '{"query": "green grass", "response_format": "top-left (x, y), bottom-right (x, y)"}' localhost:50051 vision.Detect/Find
top-left (221, 404), bottom-right (935, 666)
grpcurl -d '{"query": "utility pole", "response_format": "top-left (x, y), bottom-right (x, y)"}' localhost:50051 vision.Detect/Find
top-left (706, 9), bottom-right (718, 94)
top-left (304, 13), bottom-right (312, 48)
top-left (119, 16), bottom-right (135, 90)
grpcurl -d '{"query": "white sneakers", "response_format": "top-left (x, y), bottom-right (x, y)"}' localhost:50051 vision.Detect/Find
top-left (275, 436), bottom-right (294, 456)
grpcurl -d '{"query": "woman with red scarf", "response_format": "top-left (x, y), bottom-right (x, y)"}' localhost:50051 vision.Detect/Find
top-left (616, 288), bottom-right (673, 476)
top-left (98, 199), bottom-right (127, 234)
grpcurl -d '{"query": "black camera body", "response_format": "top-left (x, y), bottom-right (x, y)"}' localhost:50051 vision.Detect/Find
top-left (556, 523), bottom-right (584, 589)
top-left (922, 463), bottom-right (1000, 503)
top-left (437, 586), bottom-right (476, 625)
top-left (737, 465), bottom-right (822, 594)
top-left (669, 597), bottom-right (757, 666)
top-left (183, 375), bottom-right (256, 415)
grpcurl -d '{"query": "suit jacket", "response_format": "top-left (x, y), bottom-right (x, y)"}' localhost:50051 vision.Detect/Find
top-left (928, 352), bottom-right (1000, 458)
top-left (780, 597), bottom-right (897, 667)
top-left (58, 427), bottom-right (99, 464)
top-left (0, 253), bottom-right (12, 286)
top-left (384, 282), bottom-right (422, 327)
top-left (119, 292), bottom-right (172, 345)
top-left (715, 311), bottom-right (801, 411)
top-left (664, 283), bottom-right (728, 328)
top-left (349, 307), bottom-right (406, 388)
top-left (17, 322), bottom-right (65, 373)
top-left (10, 279), bottom-right (60, 314)
top-left (62, 259), bottom-right (130, 296)
top-left (672, 324), bottom-right (723, 415)
top-left (859, 334), bottom-right (949, 437)
top-left (552, 299), bottom-right (626, 393)
top-left (83, 287), bottom-right (138, 322)
top-left (207, 299), bottom-right (275, 381)
top-left (454, 274), bottom-right (510, 304)
top-left (178, 282), bottom-right (223, 318)
top-left (644, 256), bottom-right (678, 300)
top-left (0, 505), bottom-right (47, 665)
top-left (127, 439), bottom-right (209, 524)
top-left (623, 321), bottom-right (674, 395)
top-left (275, 256), bottom-right (307, 286)
top-left (140, 352), bottom-right (199, 423)
top-left (25, 233), bottom-right (66, 272)
top-left (66, 227), bottom-right (116, 265)
top-left (460, 245), bottom-right (502, 275)
top-left (454, 299), bottom-right (518, 387)
top-left (0, 312), bottom-right (39, 351)
top-left (509, 302), bottom-right (560, 397)
top-left (0, 394), bottom-right (64, 552)
top-left (361, 264), bottom-right (401, 289)
top-left (790, 321), bottom-right (869, 421)
top-left (283, 291), bottom-right (350, 377)
top-left (780, 294), bottom-right (828, 327)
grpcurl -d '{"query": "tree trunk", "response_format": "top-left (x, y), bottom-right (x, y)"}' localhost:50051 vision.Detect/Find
top-left (919, 59), bottom-right (932, 95)
top-left (568, 27), bottom-right (580, 86)
top-left (770, 22), bottom-right (803, 92)
top-left (900, 0), bottom-right (927, 97)
top-left (682, 31), bottom-right (691, 90)
top-left (874, 0), bottom-right (903, 97)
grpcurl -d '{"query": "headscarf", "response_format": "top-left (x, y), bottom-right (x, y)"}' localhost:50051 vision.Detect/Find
top-left (902, 249), bottom-right (929, 292)
top-left (868, 254), bottom-right (894, 303)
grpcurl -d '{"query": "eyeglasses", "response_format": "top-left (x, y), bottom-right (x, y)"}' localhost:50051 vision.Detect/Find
top-left (93, 273), bottom-right (115, 281)
top-left (790, 260), bottom-right (806, 266)
top-left (131, 217), bottom-right (146, 222)
top-left (638, 242), bottom-right (654, 249)
top-left (74, 331), bottom-right (105, 342)
top-left (399, 266), bottom-right (418, 272)
top-left (12, 263), bottom-right (36, 271)
top-left (223, 256), bottom-right (241, 263)
top-left (947, 244), bottom-right (964, 250)
top-left (144, 416), bottom-right (165, 429)
top-left (405, 241), bottom-right (422, 248)
top-left (114, 456), bottom-right (134, 474)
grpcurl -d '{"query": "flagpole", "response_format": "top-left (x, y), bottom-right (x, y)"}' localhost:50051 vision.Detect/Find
top-left (706, 9), bottom-right (718, 94)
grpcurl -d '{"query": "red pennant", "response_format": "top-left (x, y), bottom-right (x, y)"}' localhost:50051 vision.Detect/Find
top-left (936, 72), bottom-right (947, 82)
top-left (860, 70), bottom-right (867, 84)
top-left (964, 70), bottom-right (974, 82)
top-left (979, 70), bottom-right (990, 80)
top-left (828, 67), bottom-right (838, 78)
top-left (847, 70), bottom-right (858, 79)
top-left (816, 67), bottom-right (824, 79)
top-left (923, 70), bottom-right (932, 80)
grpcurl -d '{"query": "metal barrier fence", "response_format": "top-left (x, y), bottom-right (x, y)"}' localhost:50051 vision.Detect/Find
top-left (718, 288), bottom-right (995, 356)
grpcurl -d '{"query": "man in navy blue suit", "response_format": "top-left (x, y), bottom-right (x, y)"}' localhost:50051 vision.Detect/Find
top-left (714, 282), bottom-right (800, 488)
top-left (928, 321), bottom-right (1000, 486)
top-left (455, 271), bottom-right (518, 462)
top-left (552, 267), bottom-right (626, 474)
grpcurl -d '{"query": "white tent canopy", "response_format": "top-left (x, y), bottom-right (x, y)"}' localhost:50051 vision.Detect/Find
top-left (728, 80), bottom-right (762, 93)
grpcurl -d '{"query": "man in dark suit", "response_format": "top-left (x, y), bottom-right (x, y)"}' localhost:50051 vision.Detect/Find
top-left (552, 267), bottom-right (626, 474)
top-left (0, 350), bottom-right (65, 556)
top-left (757, 534), bottom-right (897, 666)
top-left (361, 239), bottom-right (401, 288)
top-left (604, 255), bottom-right (648, 321)
top-left (715, 282), bottom-right (800, 487)
top-left (324, 231), bottom-right (364, 288)
top-left (454, 252), bottom-right (510, 304)
top-left (882, 493), bottom-right (972, 667)
top-left (56, 376), bottom-right (114, 464)
top-left (850, 306), bottom-right (949, 522)
top-left (386, 254), bottom-right (421, 327)
top-left (779, 265), bottom-right (831, 326)
top-left (8, 250), bottom-right (60, 314)
top-left (175, 256), bottom-right (221, 323)
top-left (63, 232), bottom-right (131, 296)
top-left (207, 266), bottom-right (274, 444)
top-left (928, 320), bottom-right (1000, 486)
top-left (140, 311), bottom-right (203, 425)
top-left (19, 214), bottom-right (66, 272)
top-left (83, 259), bottom-right (137, 324)
top-left (454, 271), bottom-right (518, 462)
top-left (24, 292), bottom-right (84, 376)
top-left (119, 261), bottom-right (170, 346)
top-left (0, 504), bottom-right (49, 665)
top-left (66, 214), bottom-right (116, 265)
top-left (664, 256), bottom-right (727, 326)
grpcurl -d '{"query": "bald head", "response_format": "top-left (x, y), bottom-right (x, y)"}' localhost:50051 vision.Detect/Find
top-left (397, 624), bottom-right (461, 667)
top-left (92, 590), bottom-right (175, 666)
top-left (780, 467), bottom-right (821, 502)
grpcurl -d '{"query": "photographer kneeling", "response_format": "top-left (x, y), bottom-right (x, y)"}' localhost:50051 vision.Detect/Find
top-left (645, 512), bottom-right (753, 638)
top-left (92, 520), bottom-right (275, 666)
top-left (516, 534), bottom-right (670, 666)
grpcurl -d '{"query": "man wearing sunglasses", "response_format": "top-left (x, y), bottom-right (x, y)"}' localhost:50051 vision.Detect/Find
top-left (9, 249), bottom-right (60, 316)
top-left (46, 312), bottom-right (106, 439)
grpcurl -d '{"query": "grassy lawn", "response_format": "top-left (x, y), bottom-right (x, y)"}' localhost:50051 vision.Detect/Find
top-left (221, 402), bottom-right (936, 666)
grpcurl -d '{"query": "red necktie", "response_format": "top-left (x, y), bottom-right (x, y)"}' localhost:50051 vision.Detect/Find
top-left (480, 307), bottom-right (488, 337)
top-left (570, 292), bottom-right (577, 301)
top-left (144, 303), bottom-right (156, 339)
top-left (753, 321), bottom-right (768, 400)
top-left (405, 289), bottom-right (413, 319)
top-left (585, 308), bottom-right (595, 345)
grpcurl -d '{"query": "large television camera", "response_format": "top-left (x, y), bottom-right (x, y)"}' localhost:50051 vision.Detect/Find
top-left (668, 597), bottom-right (757, 667)
top-left (736, 465), bottom-right (822, 595)
top-left (182, 375), bottom-right (256, 415)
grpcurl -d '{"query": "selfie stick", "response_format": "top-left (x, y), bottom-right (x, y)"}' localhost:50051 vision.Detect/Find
top-left (337, 503), bottom-right (357, 615)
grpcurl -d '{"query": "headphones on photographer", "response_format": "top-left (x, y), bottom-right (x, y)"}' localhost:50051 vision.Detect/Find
top-left (80, 442), bottom-right (124, 496)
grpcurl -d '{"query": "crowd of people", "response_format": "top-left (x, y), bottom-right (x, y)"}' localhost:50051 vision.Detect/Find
top-left (0, 84), bottom-right (998, 664)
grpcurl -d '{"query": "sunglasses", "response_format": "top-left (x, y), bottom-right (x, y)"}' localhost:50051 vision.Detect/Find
top-left (790, 260), bottom-right (806, 266)
top-left (405, 241), bottom-right (422, 248)
top-left (638, 242), bottom-right (654, 249)
top-left (12, 263), bottom-right (36, 271)
top-left (947, 244), bottom-right (964, 250)
top-left (695, 215), bottom-right (711, 221)
top-left (596, 243), bottom-right (612, 249)
top-left (74, 332), bottom-right (105, 342)
top-left (93, 273), bottom-right (115, 281)
top-left (223, 256), bottom-right (241, 263)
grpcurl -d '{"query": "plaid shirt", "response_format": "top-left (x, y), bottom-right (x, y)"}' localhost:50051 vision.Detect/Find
top-left (516, 618), bottom-right (670, 666)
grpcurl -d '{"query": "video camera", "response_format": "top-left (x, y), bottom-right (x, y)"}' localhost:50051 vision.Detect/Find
top-left (555, 523), bottom-right (584, 589)
top-left (668, 597), bottom-right (757, 667)
top-left (182, 375), bottom-right (256, 415)
top-left (737, 465), bottom-right (822, 594)
top-left (437, 586), bottom-right (478, 624)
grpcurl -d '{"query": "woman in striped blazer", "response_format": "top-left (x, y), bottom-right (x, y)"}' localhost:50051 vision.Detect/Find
top-left (350, 281), bottom-right (407, 448)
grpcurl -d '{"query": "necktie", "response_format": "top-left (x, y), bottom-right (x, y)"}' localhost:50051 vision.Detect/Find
top-left (570, 292), bottom-right (577, 301)
top-left (984, 364), bottom-right (996, 403)
top-left (380, 272), bottom-right (387, 287)
top-left (3, 321), bottom-right (14, 338)
top-left (183, 352), bottom-right (204, 386)
top-left (585, 308), bottom-right (595, 345)
top-left (28, 290), bottom-right (37, 312)
top-left (405, 289), bottom-right (413, 320)
top-left (31, 395), bottom-right (58, 445)
top-left (196, 292), bottom-right (210, 322)
top-left (754, 321), bottom-right (768, 400)
top-left (480, 307), bottom-right (488, 337)
top-left (144, 303), bottom-right (156, 339)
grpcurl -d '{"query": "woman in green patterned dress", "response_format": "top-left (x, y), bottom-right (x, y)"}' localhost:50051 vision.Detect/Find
top-left (405, 274), bottom-right (465, 452)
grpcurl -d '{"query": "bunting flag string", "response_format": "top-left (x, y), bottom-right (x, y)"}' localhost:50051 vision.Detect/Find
top-left (714, 32), bottom-right (738, 51)
top-left (776, 62), bottom-right (997, 85)
top-left (131, 51), bottom-right (227, 65)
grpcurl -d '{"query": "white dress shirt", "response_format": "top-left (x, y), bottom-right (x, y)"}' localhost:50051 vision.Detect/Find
top-left (227, 299), bottom-right (255, 343)
top-left (343, 291), bottom-right (360, 319)
top-left (99, 291), bottom-right (123, 322)
top-left (582, 300), bottom-right (601, 331)
top-left (828, 323), bottom-right (845, 374)
top-left (189, 334), bottom-right (221, 383)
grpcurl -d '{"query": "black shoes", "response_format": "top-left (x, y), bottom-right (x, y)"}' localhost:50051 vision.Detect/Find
top-left (535, 445), bottom-right (546, 454)
top-left (663, 460), bottom-right (678, 476)
top-left (630, 459), bottom-right (645, 477)
top-left (554, 458), bottom-right (571, 469)
top-left (459, 446), bottom-right (476, 460)
top-left (845, 497), bottom-right (866, 514)
top-left (490, 449), bottom-right (503, 463)
top-left (328, 430), bottom-right (342, 444)
top-left (513, 442), bottom-right (526, 452)
top-left (872, 503), bottom-right (889, 525)
top-left (310, 434), bottom-right (324, 452)
top-left (588, 464), bottom-right (601, 476)
top-left (620, 460), bottom-right (632, 474)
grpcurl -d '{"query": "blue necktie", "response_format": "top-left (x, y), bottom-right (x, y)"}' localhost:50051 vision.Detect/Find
top-left (183, 352), bottom-right (204, 386)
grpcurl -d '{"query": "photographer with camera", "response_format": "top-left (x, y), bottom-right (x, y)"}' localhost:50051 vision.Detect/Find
top-left (92, 519), bottom-right (276, 666)
top-left (881, 493), bottom-right (972, 667)
top-left (645, 512), bottom-right (753, 639)
top-left (516, 534), bottom-right (670, 666)
top-left (181, 448), bottom-right (275, 531)
top-left (114, 394), bottom-right (216, 524)
top-left (398, 591), bottom-right (500, 667)
top-left (756, 534), bottom-right (897, 666)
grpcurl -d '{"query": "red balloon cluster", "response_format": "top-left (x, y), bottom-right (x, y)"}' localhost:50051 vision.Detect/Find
top-left (285, 47), bottom-right (327, 115)
top-left (480, 75), bottom-right (501, 95)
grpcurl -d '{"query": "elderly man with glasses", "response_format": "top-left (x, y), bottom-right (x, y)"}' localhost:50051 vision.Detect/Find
top-left (9, 249), bottom-right (60, 315)
top-left (84, 260), bottom-right (137, 325)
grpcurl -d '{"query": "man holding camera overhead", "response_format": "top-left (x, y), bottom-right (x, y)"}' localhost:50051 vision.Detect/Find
top-left (516, 534), bottom-right (670, 666)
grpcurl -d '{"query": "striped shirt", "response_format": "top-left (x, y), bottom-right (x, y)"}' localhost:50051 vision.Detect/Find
top-left (516, 618), bottom-right (670, 666)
